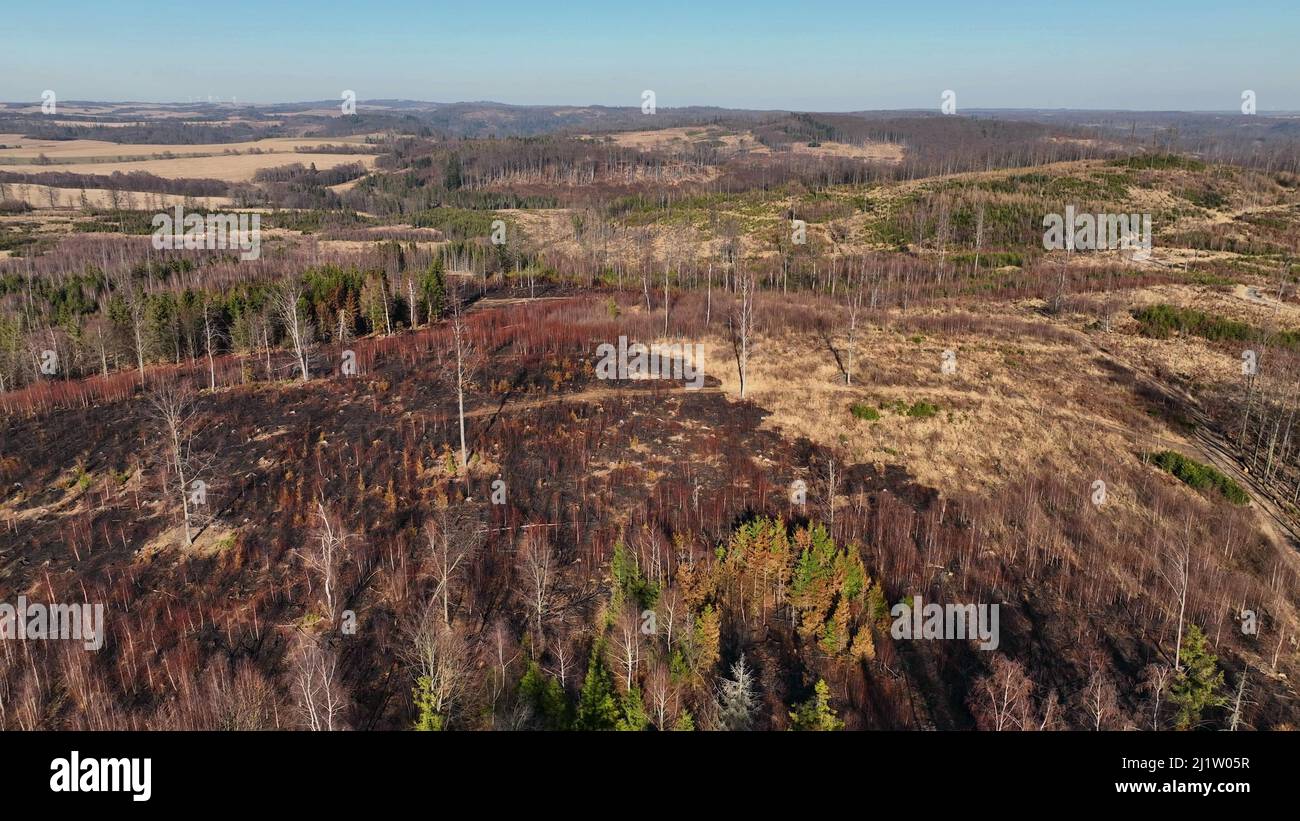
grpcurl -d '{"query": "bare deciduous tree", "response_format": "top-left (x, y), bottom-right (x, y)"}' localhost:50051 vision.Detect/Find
top-left (1227, 669), bottom-right (1251, 731)
top-left (147, 380), bottom-right (211, 547)
top-left (1076, 658), bottom-right (1120, 730)
top-left (969, 654), bottom-right (1036, 731)
top-left (447, 289), bottom-right (477, 474)
top-left (404, 602), bottom-right (473, 729)
top-left (291, 633), bottom-right (348, 731)
top-left (298, 502), bottom-right (353, 624)
top-left (843, 259), bottom-right (867, 386)
top-left (426, 503), bottom-right (483, 627)
top-left (608, 604), bottom-right (643, 692)
top-left (732, 268), bottom-right (757, 399)
top-left (1138, 662), bottom-right (1173, 730)
top-left (972, 200), bottom-right (986, 274)
top-left (1160, 521), bottom-right (1194, 671)
top-left (271, 280), bottom-right (313, 381)
top-left (517, 528), bottom-right (556, 654)
top-left (202, 297), bottom-right (223, 391)
top-left (645, 660), bottom-right (676, 731)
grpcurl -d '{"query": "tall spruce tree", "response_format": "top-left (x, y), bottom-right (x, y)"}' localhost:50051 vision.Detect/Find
top-left (1169, 624), bottom-right (1226, 730)
top-left (575, 642), bottom-right (620, 730)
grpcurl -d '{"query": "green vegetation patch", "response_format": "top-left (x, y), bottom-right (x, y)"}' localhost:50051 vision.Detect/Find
top-left (1109, 154), bottom-right (1207, 172)
top-left (1133, 303), bottom-right (1300, 348)
top-left (410, 207), bottom-right (503, 240)
top-left (875, 398), bottom-right (941, 418)
top-left (850, 402), bottom-right (880, 421)
top-left (1149, 450), bottom-right (1249, 505)
top-left (72, 209), bottom-right (165, 234)
top-left (902, 399), bottom-right (940, 418)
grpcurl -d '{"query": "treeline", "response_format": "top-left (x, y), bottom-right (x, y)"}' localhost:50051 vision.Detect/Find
top-left (0, 169), bottom-right (230, 198)
top-left (253, 162), bottom-right (368, 187)
top-left (0, 238), bottom-right (451, 392)
top-left (767, 113), bottom-right (1131, 179)
top-left (16, 120), bottom-right (277, 145)
top-left (353, 136), bottom-right (707, 214)
top-left (292, 143), bottom-right (381, 155)
top-left (249, 162), bottom-right (369, 210)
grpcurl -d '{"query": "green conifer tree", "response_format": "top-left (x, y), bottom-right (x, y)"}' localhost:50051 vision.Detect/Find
top-left (1169, 624), bottom-right (1226, 730)
top-left (518, 660), bottom-right (572, 730)
top-left (575, 643), bottom-right (620, 730)
top-left (789, 679), bottom-right (844, 731)
top-left (420, 256), bottom-right (446, 323)
top-left (616, 686), bottom-right (650, 731)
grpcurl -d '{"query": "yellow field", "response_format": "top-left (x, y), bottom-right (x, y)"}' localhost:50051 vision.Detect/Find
top-left (0, 183), bottom-right (234, 210)
top-left (0, 152), bottom-right (375, 183)
top-left (0, 134), bottom-right (377, 186)
top-left (0, 134), bottom-right (373, 161)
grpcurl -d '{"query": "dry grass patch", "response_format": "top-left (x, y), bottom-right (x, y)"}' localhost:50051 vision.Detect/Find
top-left (693, 306), bottom-right (1182, 497)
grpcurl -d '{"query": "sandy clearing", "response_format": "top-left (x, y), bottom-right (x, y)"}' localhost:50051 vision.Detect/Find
top-left (328, 177), bottom-right (366, 194)
top-left (595, 126), bottom-right (762, 151)
top-left (593, 126), bottom-right (904, 164)
top-left (784, 139), bottom-right (905, 163)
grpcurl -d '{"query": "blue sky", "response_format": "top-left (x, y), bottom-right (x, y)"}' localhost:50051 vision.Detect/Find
top-left (2, 0), bottom-right (1297, 110)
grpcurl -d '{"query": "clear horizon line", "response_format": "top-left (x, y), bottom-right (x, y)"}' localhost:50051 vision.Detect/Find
top-left (3, 99), bottom-right (1299, 116)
